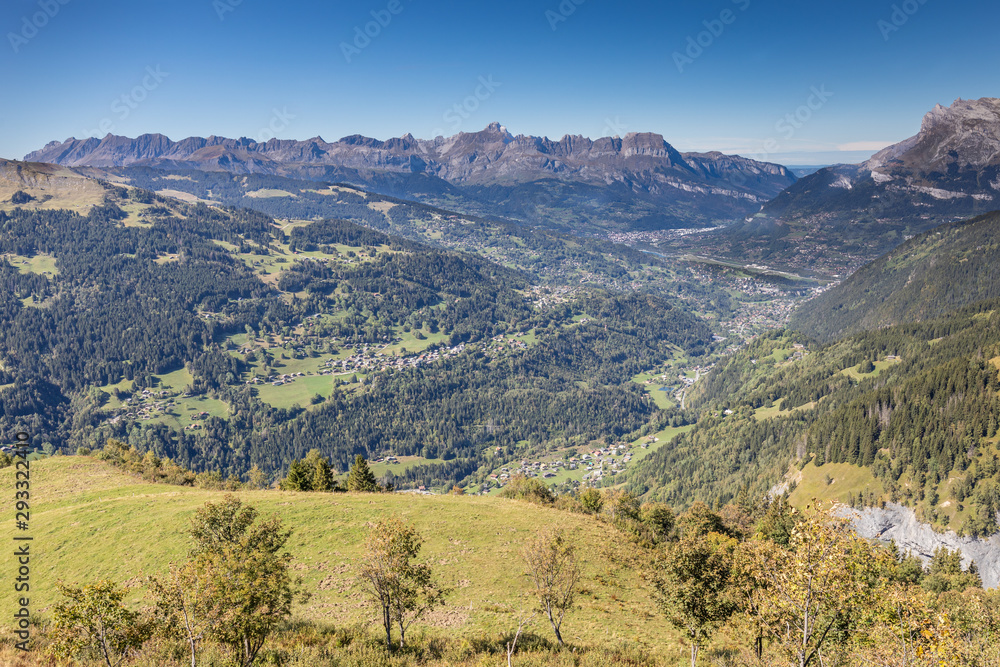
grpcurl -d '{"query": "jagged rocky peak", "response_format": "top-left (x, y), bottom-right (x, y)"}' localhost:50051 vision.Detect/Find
top-left (920, 97), bottom-right (1000, 132)
top-left (458, 122), bottom-right (514, 145)
top-left (921, 102), bottom-right (950, 132)
top-left (868, 96), bottom-right (1000, 171)
top-left (758, 96), bottom-right (1000, 259)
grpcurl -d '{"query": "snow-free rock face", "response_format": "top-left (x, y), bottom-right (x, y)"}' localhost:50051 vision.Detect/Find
top-left (24, 125), bottom-right (796, 205)
top-left (732, 97), bottom-right (1000, 273)
top-left (843, 503), bottom-right (1000, 589)
top-left (767, 97), bottom-right (1000, 212)
top-left (24, 124), bottom-right (800, 231)
top-left (867, 97), bottom-right (1000, 174)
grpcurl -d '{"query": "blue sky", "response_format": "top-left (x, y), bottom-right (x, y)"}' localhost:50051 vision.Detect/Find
top-left (2, 0), bottom-right (997, 165)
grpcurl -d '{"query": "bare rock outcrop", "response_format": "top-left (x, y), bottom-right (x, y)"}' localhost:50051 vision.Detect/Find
top-left (843, 502), bottom-right (1000, 589)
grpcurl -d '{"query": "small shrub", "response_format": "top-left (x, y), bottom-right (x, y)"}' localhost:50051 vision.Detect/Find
top-left (499, 475), bottom-right (554, 505)
top-left (10, 190), bottom-right (32, 205)
top-left (579, 488), bottom-right (604, 514)
top-left (554, 495), bottom-right (584, 513)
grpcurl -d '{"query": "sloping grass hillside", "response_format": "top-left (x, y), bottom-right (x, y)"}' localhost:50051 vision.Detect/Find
top-left (2, 457), bottom-right (678, 651)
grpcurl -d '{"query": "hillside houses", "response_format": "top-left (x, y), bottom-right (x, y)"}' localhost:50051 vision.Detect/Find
top-left (117, 389), bottom-right (179, 422)
top-left (318, 343), bottom-right (469, 377)
top-left (484, 441), bottom-right (643, 493)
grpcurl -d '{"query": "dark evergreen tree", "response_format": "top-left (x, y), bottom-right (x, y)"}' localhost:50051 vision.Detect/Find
top-left (347, 455), bottom-right (378, 492)
top-left (281, 459), bottom-right (312, 491)
top-left (308, 450), bottom-right (335, 492)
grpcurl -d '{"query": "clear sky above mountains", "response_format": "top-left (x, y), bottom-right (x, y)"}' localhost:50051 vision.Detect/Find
top-left (3, 0), bottom-right (998, 165)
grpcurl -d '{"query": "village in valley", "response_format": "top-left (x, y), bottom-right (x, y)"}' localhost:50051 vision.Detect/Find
top-left (89, 219), bottom-right (830, 495)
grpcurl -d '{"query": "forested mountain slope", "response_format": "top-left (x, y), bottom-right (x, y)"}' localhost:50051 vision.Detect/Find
top-left (624, 303), bottom-right (1000, 537)
top-left (0, 177), bottom-right (710, 489)
top-left (789, 211), bottom-right (1000, 341)
top-left (58, 164), bottom-right (810, 326)
top-left (83, 166), bottom-right (678, 288)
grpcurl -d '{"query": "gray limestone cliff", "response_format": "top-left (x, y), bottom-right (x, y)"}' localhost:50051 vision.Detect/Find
top-left (843, 502), bottom-right (1000, 588)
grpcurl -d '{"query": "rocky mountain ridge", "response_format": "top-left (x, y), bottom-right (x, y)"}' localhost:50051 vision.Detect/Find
top-left (25, 124), bottom-right (797, 233)
top-left (681, 97), bottom-right (1000, 276)
top-left (27, 123), bottom-right (793, 197)
top-left (765, 97), bottom-right (1000, 217)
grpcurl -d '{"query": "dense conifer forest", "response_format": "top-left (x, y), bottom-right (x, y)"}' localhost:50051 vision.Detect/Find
top-left (626, 301), bottom-right (1000, 535)
top-left (0, 184), bottom-right (709, 489)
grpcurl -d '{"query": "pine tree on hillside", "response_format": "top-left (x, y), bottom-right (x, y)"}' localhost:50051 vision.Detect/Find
top-left (348, 455), bottom-right (378, 492)
top-left (281, 458), bottom-right (313, 491)
top-left (309, 451), bottom-right (336, 492)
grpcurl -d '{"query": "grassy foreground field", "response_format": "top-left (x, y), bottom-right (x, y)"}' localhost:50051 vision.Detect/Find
top-left (2, 457), bottom-right (687, 659)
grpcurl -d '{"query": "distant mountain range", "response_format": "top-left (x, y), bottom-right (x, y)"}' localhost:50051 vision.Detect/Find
top-left (25, 99), bottom-right (1000, 273)
top-left (24, 124), bottom-right (797, 234)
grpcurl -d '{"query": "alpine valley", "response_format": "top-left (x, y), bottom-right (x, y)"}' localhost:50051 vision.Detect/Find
top-left (7, 95), bottom-right (1000, 665)
top-left (11, 98), bottom-right (1000, 509)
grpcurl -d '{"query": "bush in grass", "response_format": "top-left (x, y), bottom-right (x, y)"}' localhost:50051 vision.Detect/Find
top-left (499, 475), bottom-right (554, 505)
